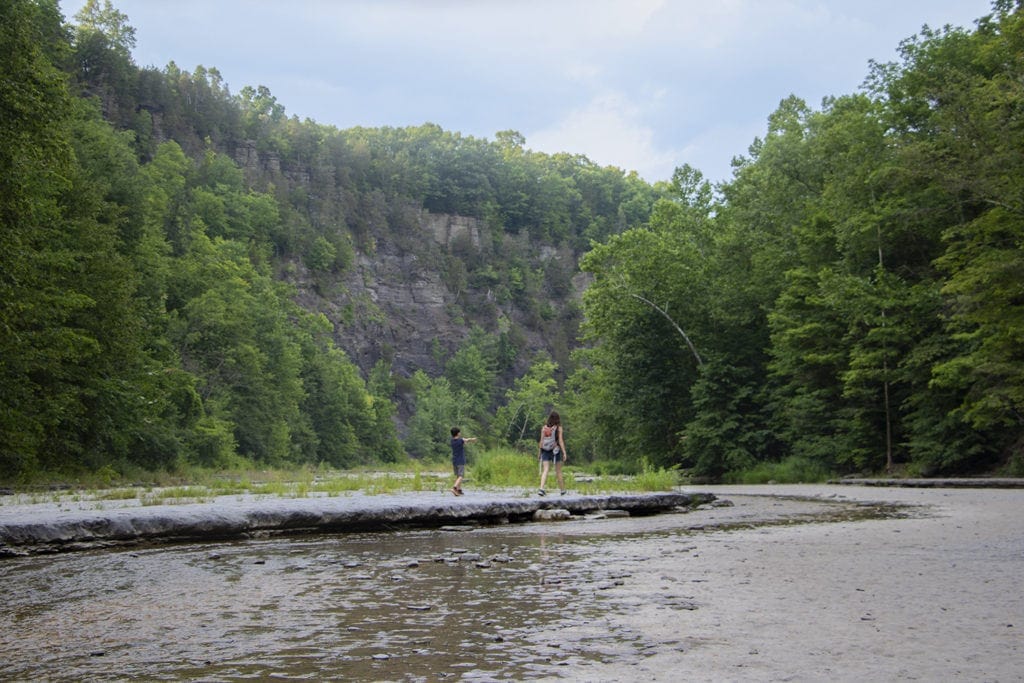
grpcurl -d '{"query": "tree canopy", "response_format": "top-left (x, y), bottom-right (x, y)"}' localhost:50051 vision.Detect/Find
top-left (2, 0), bottom-right (1021, 482)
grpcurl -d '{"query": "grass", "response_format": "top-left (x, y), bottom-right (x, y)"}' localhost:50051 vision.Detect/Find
top-left (725, 456), bottom-right (832, 484)
top-left (0, 450), bottom-right (682, 508)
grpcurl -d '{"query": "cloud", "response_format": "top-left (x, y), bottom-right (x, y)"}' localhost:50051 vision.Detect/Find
top-left (527, 91), bottom-right (680, 183)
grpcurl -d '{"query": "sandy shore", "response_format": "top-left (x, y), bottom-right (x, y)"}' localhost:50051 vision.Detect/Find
top-left (552, 484), bottom-right (1023, 682)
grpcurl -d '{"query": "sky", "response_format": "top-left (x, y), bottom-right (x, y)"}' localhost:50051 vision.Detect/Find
top-left (59, 0), bottom-right (995, 185)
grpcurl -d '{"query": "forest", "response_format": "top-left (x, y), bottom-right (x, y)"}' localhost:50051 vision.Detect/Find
top-left (1, 0), bottom-right (1021, 484)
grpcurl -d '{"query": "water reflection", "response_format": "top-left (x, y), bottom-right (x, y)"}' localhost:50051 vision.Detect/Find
top-left (2, 496), bottom-right (903, 681)
top-left (1, 524), bottom-right (659, 681)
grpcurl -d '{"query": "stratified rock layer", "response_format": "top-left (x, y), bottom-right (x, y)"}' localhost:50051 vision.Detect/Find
top-left (0, 491), bottom-right (713, 556)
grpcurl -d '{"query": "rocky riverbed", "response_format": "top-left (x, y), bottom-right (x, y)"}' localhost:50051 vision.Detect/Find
top-left (1, 484), bottom-right (1020, 681)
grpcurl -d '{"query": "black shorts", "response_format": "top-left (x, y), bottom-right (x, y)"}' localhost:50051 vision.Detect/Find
top-left (540, 449), bottom-right (562, 463)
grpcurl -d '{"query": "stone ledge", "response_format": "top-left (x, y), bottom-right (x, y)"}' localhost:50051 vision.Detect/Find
top-left (0, 491), bottom-right (714, 557)
top-left (833, 478), bottom-right (1024, 488)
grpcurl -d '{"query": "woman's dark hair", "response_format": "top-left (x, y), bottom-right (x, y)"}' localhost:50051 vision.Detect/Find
top-left (547, 411), bottom-right (561, 427)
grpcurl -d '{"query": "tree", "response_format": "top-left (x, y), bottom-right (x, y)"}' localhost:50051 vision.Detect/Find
top-left (493, 355), bottom-right (560, 448)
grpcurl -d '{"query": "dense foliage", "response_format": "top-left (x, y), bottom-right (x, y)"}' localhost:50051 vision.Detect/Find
top-left (0, 0), bottom-right (657, 481)
top-left (572, 1), bottom-right (1024, 479)
top-left (2, 0), bottom-right (1020, 482)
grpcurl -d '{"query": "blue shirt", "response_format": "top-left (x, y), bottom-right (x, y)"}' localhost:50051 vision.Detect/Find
top-left (451, 437), bottom-right (466, 466)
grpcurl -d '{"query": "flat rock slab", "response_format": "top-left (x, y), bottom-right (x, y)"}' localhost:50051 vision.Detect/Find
top-left (0, 490), bottom-right (713, 556)
top-left (834, 478), bottom-right (1024, 488)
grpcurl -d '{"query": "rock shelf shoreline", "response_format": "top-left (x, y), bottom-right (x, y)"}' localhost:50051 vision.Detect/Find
top-left (0, 490), bottom-right (714, 557)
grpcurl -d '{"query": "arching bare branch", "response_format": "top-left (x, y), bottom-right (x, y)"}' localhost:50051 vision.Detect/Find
top-left (628, 293), bottom-right (703, 366)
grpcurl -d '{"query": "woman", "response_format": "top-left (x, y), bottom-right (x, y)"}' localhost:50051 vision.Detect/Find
top-left (537, 411), bottom-right (567, 496)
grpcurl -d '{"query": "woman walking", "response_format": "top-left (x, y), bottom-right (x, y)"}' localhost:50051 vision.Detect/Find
top-left (537, 411), bottom-right (567, 496)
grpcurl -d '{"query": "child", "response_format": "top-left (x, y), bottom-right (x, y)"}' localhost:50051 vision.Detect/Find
top-left (450, 427), bottom-right (477, 496)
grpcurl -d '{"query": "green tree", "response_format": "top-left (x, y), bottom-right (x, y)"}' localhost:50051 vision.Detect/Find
top-left (493, 354), bottom-right (560, 448)
top-left (405, 371), bottom-right (472, 461)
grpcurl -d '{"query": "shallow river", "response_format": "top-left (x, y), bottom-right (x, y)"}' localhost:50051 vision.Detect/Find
top-left (0, 519), bottom-right (703, 681)
top-left (1, 494), bottom-right (899, 682)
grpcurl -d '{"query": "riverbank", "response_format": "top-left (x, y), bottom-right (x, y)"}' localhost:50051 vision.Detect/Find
top-left (577, 483), bottom-right (1024, 682)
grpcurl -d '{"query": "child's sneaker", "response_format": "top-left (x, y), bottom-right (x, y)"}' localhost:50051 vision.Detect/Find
top-left (456, 487), bottom-right (464, 496)
top-left (537, 489), bottom-right (546, 496)
top-left (451, 487), bottom-right (460, 496)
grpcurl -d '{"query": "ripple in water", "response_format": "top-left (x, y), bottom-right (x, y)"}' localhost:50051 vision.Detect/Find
top-left (0, 525), bottom-right (672, 681)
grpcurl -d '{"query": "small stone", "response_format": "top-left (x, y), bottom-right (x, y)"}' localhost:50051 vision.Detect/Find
top-left (406, 604), bottom-right (432, 611)
top-left (533, 508), bottom-right (571, 521)
top-left (372, 653), bottom-right (390, 660)
top-left (475, 561), bottom-right (492, 568)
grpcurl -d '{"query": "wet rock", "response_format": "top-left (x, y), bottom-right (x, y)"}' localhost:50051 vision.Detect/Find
top-left (461, 552), bottom-right (482, 562)
top-left (406, 559), bottom-right (420, 568)
top-left (490, 554), bottom-right (513, 563)
top-left (711, 499), bottom-right (735, 508)
top-left (475, 561), bottom-right (492, 568)
top-left (0, 491), bottom-right (715, 555)
top-left (405, 604), bottom-right (432, 611)
top-left (533, 509), bottom-right (571, 521)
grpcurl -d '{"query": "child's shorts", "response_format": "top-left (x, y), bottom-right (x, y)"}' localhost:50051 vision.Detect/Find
top-left (452, 463), bottom-right (465, 477)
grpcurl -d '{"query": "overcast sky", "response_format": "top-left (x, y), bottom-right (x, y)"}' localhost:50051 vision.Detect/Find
top-left (60, 0), bottom-right (994, 185)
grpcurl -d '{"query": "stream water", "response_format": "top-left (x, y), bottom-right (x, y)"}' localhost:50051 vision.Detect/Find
top-left (1, 520), bottom-right (686, 681)
top-left (0, 496), bottom-right (898, 681)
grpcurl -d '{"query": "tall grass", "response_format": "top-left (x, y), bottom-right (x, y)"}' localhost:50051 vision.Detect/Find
top-left (726, 456), bottom-right (831, 484)
top-left (572, 457), bottom-right (678, 494)
top-left (471, 448), bottom-right (539, 488)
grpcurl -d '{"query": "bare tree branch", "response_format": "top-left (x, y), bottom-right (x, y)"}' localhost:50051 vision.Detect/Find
top-left (628, 293), bottom-right (703, 366)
